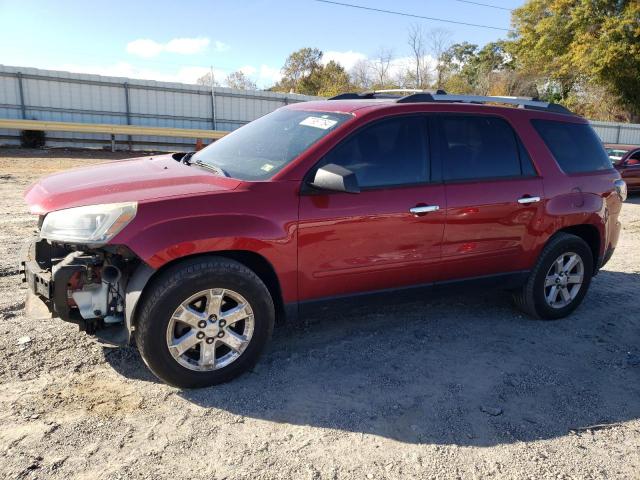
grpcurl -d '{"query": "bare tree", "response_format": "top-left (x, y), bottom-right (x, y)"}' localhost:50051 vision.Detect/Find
top-left (426, 28), bottom-right (452, 89)
top-left (196, 72), bottom-right (220, 87)
top-left (407, 23), bottom-right (426, 89)
top-left (350, 59), bottom-right (373, 90)
top-left (224, 71), bottom-right (257, 90)
top-left (370, 47), bottom-right (394, 88)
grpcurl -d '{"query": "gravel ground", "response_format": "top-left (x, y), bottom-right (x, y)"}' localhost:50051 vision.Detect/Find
top-left (0, 147), bottom-right (639, 480)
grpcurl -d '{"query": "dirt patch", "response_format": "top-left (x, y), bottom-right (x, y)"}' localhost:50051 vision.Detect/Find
top-left (0, 148), bottom-right (639, 479)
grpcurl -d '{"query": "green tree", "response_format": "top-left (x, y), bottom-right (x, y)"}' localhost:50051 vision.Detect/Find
top-left (510, 0), bottom-right (640, 120)
top-left (274, 47), bottom-right (323, 94)
top-left (274, 48), bottom-right (353, 96)
top-left (313, 61), bottom-right (352, 97)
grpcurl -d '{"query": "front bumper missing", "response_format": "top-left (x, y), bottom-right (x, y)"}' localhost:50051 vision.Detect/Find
top-left (21, 252), bottom-right (90, 325)
top-left (20, 240), bottom-right (130, 346)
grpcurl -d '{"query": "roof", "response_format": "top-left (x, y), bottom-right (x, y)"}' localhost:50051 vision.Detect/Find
top-left (286, 98), bottom-right (584, 122)
top-left (286, 90), bottom-right (577, 119)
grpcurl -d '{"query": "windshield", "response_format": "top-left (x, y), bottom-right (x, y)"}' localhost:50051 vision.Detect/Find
top-left (605, 148), bottom-right (630, 165)
top-left (191, 109), bottom-right (352, 180)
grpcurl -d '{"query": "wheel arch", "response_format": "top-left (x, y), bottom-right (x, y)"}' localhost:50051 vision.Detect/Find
top-left (126, 250), bottom-right (287, 335)
top-left (550, 224), bottom-right (601, 274)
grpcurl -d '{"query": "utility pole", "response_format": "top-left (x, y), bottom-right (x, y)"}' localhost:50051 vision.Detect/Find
top-left (210, 65), bottom-right (217, 131)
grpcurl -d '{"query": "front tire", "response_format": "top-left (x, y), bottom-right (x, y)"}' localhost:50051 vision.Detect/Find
top-left (513, 233), bottom-right (594, 320)
top-left (135, 257), bottom-right (274, 388)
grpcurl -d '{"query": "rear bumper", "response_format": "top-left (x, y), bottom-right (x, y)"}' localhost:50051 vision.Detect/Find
top-left (597, 246), bottom-right (615, 272)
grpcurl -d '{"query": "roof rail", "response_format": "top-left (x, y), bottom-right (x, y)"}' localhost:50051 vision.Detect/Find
top-left (400, 93), bottom-right (573, 114)
top-left (328, 90), bottom-right (572, 114)
top-left (328, 89), bottom-right (446, 100)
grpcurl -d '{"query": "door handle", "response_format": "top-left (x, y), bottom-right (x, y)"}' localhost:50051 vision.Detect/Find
top-left (410, 205), bottom-right (440, 215)
top-left (517, 196), bottom-right (541, 204)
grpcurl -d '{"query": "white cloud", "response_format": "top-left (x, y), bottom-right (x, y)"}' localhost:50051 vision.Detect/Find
top-left (258, 64), bottom-right (282, 85)
top-left (126, 39), bottom-right (164, 58)
top-left (165, 37), bottom-right (210, 55)
top-left (239, 65), bottom-right (257, 76)
top-left (126, 37), bottom-right (217, 58)
top-left (321, 50), bottom-right (367, 71)
top-left (214, 41), bottom-right (230, 52)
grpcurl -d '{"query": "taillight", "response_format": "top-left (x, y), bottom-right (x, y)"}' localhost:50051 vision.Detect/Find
top-left (614, 179), bottom-right (627, 202)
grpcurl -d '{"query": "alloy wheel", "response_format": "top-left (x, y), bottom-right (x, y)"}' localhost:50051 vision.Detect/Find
top-left (543, 252), bottom-right (585, 309)
top-left (166, 288), bottom-right (255, 371)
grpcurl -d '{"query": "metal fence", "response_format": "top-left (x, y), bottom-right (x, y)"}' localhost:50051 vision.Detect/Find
top-left (589, 120), bottom-right (640, 146)
top-left (0, 65), bottom-right (319, 150)
top-left (1, 64), bottom-right (639, 150)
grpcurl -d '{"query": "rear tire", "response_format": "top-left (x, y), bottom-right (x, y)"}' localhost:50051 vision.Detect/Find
top-left (513, 233), bottom-right (593, 320)
top-left (135, 257), bottom-right (274, 388)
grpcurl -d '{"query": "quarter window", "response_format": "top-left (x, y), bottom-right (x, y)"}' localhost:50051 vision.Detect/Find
top-left (317, 116), bottom-right (429, 188)
top-left (532, 120), bottom-right (612, 173)
top-left (436, 115), bottom-right (523, 181)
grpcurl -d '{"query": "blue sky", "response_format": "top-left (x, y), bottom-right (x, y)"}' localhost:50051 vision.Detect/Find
top-left (0, 0), bottom-right (523, 87)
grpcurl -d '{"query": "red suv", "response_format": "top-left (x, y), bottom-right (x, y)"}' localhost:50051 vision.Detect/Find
top-left (22, 91), bottom-right (626, 388)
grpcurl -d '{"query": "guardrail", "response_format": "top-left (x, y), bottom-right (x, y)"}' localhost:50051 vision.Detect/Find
top-left (0, 118), bottom-right (228, 151)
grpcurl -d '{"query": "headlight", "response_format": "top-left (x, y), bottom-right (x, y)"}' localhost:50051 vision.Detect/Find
top-left (40, 202), bottom-right (137, 245)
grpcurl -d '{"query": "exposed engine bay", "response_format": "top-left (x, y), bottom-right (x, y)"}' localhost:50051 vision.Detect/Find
top-left (22, 238), bottom-right (144, 344)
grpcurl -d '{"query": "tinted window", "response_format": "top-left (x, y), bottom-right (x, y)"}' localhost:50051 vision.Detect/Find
top-left (519, 138), bottom-right (537, 176)
top-left (532, 120), bottom-right (612, 173)
top-left (437, 116), bottom-right (522, 181)
top-left (318, 116), bottom-right (428, 188)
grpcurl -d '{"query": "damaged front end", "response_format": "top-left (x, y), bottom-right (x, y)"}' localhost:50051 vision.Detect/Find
top-left (22, 239), bottom-right (142, 346)
top-left (20, 201), bottom-right (151, 346)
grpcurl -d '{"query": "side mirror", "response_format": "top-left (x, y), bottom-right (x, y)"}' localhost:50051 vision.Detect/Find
top-left (309, 163), bottom-right (360, 194)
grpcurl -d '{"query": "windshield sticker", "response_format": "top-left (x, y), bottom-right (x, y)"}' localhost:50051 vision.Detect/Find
top-left (261, 163), bottom-right (275, 172)
top-left (299, 116), bottom-right (338, 130)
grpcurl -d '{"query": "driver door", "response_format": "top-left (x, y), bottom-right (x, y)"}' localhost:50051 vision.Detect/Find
top-left (297, 115), bottom-right (446, 301)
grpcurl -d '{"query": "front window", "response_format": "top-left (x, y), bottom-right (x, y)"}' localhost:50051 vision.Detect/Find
top-left (192, 109), bottom-right (352, 180)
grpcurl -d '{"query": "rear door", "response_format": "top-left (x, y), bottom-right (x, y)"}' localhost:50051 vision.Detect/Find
top-left (297, 115), bottom-right (446, 301)
top-left (433, 114), bottom-right (544, 280)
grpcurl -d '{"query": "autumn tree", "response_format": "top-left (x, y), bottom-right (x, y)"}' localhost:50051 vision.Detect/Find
top-left (509, 0), bottom-right (640, 121)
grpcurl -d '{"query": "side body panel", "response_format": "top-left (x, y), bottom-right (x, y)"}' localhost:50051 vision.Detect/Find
top-left (441, 177), bottom-right (545, 280)
top-left (511, 114), bottom-right (623, 265)
top-left (298, 185), bottom-right (446, 300)
top-left (111, 181), bottom-right (300, 304)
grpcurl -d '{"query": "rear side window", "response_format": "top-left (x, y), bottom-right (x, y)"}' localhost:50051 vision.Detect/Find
top-left (532, 120), bottom-right (612, 173)
top-left (318, 116), bottom-right (429, 188)
top-left (436, 116), bottom-right (523, 181)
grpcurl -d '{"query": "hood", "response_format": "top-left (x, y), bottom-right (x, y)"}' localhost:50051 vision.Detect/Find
top-left (24, 154), bottom-right (241, 214)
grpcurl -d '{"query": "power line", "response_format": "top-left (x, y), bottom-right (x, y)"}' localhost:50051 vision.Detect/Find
top-left (452, 0), bottom-right (513, 11)
top-left (312, 0), bottom-right (510, 31)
